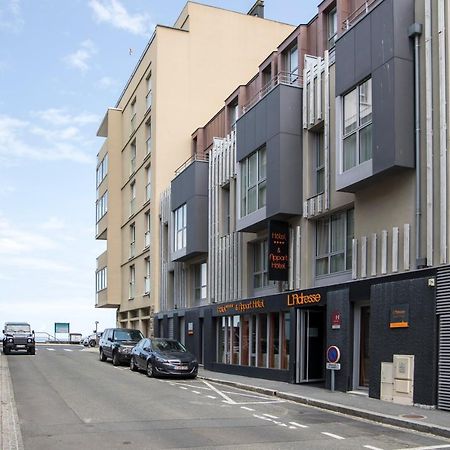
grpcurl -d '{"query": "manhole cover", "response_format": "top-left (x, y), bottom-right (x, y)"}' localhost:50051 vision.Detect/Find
top-left (400, 414), bottom-right (426, 420)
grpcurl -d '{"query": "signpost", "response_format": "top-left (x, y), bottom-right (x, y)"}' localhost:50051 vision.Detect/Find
top-left (326, 345), bottom-right (341, 392)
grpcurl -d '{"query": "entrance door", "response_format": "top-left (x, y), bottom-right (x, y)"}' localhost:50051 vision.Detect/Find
top-left (353, 303), bottom-right (370, 389)
top-left (296, 309), bottom-right (325, 383)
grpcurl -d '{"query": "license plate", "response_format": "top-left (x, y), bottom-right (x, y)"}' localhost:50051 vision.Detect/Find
top-left (175, 365), bottom-right (188, 370)
top-left (16, 345), bottom-right (26, 349)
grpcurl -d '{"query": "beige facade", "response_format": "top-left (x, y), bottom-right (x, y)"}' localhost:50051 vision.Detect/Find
top-left (95, 2), bottom-right (295, 335)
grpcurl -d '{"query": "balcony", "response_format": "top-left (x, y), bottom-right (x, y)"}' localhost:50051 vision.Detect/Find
top-left (242, 71), bottom-right (302, 115)
top-left (145, 231), bottom-right (150, 248)
top-left (144, 276), bottom-right (150, 294)
top-left (95, 213), bottom-right (107, 240)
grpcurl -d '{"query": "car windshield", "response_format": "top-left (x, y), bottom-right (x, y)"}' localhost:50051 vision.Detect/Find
top-left (5, 324), bottom-right (30, 333)
top-left (113, 330), bottom-right (143, 341)
top-left (153, 339), bottom-right (186, 353)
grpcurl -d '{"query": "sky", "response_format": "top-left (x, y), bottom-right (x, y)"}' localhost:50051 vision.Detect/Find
top-left (0, 0), bottom-right (318, 338)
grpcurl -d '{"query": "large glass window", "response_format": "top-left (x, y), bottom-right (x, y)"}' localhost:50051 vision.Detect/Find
top-left (240, 146), bottom-right (267, 217)
top-left (96, 267), bottom-right (107, 292)
top-left (96, 191), bottom-right (108, 222)
top-left (130, 141), bottom-right (136, 174)
top-left (130, 181), bottom-right (136, 216)
top-left (194, 262), bottom-right (207, 302)
top-left (316, 209), bottom-right (354, 276)
top-left (96, 154), bottom-right (108, 187)
top-left (144, 211), bottom-right (151, 248)
top-left (253, 240), bottom-right (272, 289)
top-left (144, 257), bottom-right (150, 294)
top-left (129, 223), bottom-right (135, 258)
top-left (146, 73), bottom-right (152, 110)
top-left (342, 78), bottom-right (372, 171)
top-left (145, 165), bottom-right (151, 201)
top-left (174, 204), bottom-right (187, 251)
top-left (287, 45), bottom-right (298, 83)
top-left (146, 120), bottom-right (152, 155)
top-left (315, 132), bottom-right (325, 194)
top-left (130, 99), bottom-right (136, 133)
top-left (328, 8), bottom-right (337, 49)
top-left (129, 265), bottom-right (135, 299)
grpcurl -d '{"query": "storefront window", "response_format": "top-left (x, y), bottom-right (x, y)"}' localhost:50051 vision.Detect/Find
top-left (218, 317), bottom-right (226, 363)
top-left (250, 315), bottom-right (257, 366)
top-left (269, 313), bottom-right (280, 368)
top-left (241, 316), bottom-right (250, 366)
top-left (281, 312), bottom-right (290, 370)
top-left (258, 314), bottom-right (268, 367)
top-left (232, 316), bottom-right (240, 364)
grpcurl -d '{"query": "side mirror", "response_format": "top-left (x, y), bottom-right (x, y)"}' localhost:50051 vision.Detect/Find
top-left (108, 337), bottom-right (113, 342)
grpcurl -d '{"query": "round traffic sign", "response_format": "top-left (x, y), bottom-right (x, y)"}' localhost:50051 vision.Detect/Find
top-left (326, 345), bottom-right (341, 363)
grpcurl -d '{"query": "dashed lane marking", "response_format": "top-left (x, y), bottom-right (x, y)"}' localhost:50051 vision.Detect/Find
top-left (263, 414), bottom-right (279, 419)
top-left (179, 387), bottom-right (188, 390)
top-left (240, 406), bottom-right (255, 412)
top-left (192, 391), bottom-right (201, 394)
top-left (364, 446), bottom-right (384, 450)
top-left (46, 348), bottom-right (55, 351)
top-left (289, 421), bottom-right (308, 429)
top-left (321, 432), bottom-right (345, 440)
top-left (63, 349), bottom-right (73, 352)
top-left (395, 446), bottom-right (450, 450)
top-left (206, 395), bottom-right (216, 399)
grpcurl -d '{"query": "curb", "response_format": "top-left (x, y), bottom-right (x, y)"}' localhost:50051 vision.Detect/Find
top-left (198, 375), bottom-right (450, 439)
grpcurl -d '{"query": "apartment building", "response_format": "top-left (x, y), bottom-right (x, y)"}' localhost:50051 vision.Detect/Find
top-left (156, 0), bottom-right (450, 410)
top-left (94, 3), bottom-right (296, 338)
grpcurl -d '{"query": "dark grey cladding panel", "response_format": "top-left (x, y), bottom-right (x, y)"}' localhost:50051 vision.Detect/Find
top-left (236, 83), bottom-right (301, 161)
top-left (372, 58), bottom-right (414, 174)
top-left (266, 133), bottom-right (302, 218)
top-left (171, 161), bottom-right (208, 211)
top-left (186, 195), bottom-right (208, 255)
top-left (335, 0), bottom-right (414, 96)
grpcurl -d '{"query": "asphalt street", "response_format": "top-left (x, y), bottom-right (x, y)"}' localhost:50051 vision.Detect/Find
top-left (6, 345), bottom-right (450, 449)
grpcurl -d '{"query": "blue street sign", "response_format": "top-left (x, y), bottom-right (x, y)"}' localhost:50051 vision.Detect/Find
top-left (326, 345), bottom-right (341, 364)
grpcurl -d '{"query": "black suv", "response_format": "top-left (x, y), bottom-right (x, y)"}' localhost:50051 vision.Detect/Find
top-left (99, 328), bottom-right (144, 366)
top-left (3, 322), bottom-right (35, 355)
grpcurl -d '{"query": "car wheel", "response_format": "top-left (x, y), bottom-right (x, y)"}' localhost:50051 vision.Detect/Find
top-left (130, 357), bottom-right (138, 372)
top-left (112, 351), bottom-right (120, 366)
top-left (28, 348), bottom-right (36, 355)
top-left (3, 348), bottom-right (9, 355)
top-left (99, 349), bottom-right (107, 362)
top-left (89, 340), bottom-right (96, 347)
top-left (146, 361), bottom-right (154, 378)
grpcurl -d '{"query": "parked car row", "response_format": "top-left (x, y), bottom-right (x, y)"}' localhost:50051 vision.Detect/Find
top-left (98, 328), bottom-right (198, 378)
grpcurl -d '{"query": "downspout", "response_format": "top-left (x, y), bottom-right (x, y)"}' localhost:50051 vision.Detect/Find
top-left (408, 23), bottom-right (426, 268)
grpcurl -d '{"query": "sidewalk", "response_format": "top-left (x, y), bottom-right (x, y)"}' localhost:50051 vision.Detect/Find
top-left (198, 367), bottom-right (450, 439)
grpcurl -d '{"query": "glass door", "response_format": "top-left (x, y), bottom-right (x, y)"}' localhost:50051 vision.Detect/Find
top-left (296, 309), bottom-right (325, 383)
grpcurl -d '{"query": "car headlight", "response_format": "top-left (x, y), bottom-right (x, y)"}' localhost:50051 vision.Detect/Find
top-left (118, 347), bottom-right (130, 353)
top-left (27, 338), bottom-right (33, 343)
top-left (7, 338), bottom-right (13, 343)
top-left (155, 356), bottom-right (169, 363)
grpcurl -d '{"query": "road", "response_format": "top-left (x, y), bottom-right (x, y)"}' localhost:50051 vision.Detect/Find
top-left (6, 345), bottom-right (450, 449)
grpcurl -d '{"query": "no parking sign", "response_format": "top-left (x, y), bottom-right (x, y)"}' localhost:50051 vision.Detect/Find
top-left (326, 345), bottom-right (341, 370)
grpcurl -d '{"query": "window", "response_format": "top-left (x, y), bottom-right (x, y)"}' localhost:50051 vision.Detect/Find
top-left (315, 132), bottom-right (325, 194)
top-left (287, 45), bottom-right (298, 83)
top-left (144, 211), bottom-right (151, 248)
top-left (130, 141), bottom-right (136, 175)
top-left (220, 185), bottom-right (230, 235)
top-left (146, 73), bottom-right (152, 110)
top-left (146, 120), bottom-right (152, 155)
top-left (342, 78), bottom-right (372, 171)
top-left (194, 262), bottom-right (207, 302)
top-left (328, 8), bottom-right (337, 49)
top-left (129, 223), bottom-right (136, 258)
top-left (174, 204), bottom-right (187, 251)
top-left (130, 182), bottom-right (136, 216)
top-left (229, 101), bottom-right (239, 129)
top-left (130, 99), bottom-right (136, 133)
top-left (316, 209), bottom-right (354, 276)
top-left (144, 257), bottom-right (150, 294)
top-left (96, 267), bottom-right (107, 292)
top-left (129, 265), bottom-right (135, 298)
top-left (240, 146), bottom-right (267, 217)
top-left (145, 165), bottom-right (151, 201)
top-left (253, 240), bottom-right (274, 289)
top-left (96, 191), bottom-right (108, 222)
top-left (96, 154), bottom-right (108, 187)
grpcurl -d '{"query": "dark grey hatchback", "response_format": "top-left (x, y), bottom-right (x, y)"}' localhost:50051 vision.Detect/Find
top-left (130, 338), bottom-right (198, 378)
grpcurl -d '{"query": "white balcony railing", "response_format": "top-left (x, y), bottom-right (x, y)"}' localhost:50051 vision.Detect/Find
top-left (144, 276), bottom-right (150, 294)
top-left (145, 231), bottom-right (150, 248)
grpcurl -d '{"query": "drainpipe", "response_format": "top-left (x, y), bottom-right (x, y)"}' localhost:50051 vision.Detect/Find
top-left (408, 23), bottom-right (426, 268)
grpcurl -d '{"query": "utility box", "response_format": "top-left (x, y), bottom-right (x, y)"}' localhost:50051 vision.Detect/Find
top-left (392, 354), bottom-right (414, 405)
top-left (380, 362), bottom-right (394, 401)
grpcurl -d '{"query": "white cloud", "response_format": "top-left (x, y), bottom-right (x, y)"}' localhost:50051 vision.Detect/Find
top-left (63, 40), bottom-right (97, 73)
top-left (39, 217), bottom-right (66, 231)
top-left (97, 76), bottom-right (118, 89)
top-left (0, 112), bottom-right (95, 165)
top-left (33, 108), bottom-right (100, 127)
top-left (0, 0), bottom-right (24, 33)
top-left (89, 0), bottom-right (153, 37)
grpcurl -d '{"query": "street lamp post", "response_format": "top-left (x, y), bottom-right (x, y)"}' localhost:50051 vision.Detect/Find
top-left (94, 321), bottom-right (99, 334)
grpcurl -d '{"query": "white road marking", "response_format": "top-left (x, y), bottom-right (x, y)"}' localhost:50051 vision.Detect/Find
top-left (263, 414), bottom-right (279, 419)
top-left (289, 426), bottom-right (296, 430)
top-left (364, 446), bottom-right (384, 450)
top-left (396, 446), bottom-right (450, 450)
top-left (201, 380), bottom-right (236, 404)
top-left (192, 390), bottom-right (201, 394)
top-left (46, 348), bottom-right (55, 351)
top-left (206, 395), bottom-right (216, 399)
top-left (179, 387), bottom-right (188, 390)
top-left (289, 421), bottom-right (309, 429)
top-left (240, 406), bottom-right (255, 411)
top-left (253, 414), bottom-right (268, 420)
top-left (321, 432), bottom-right (345, 440)
top-left (63, 349), bottom-right (73, 352)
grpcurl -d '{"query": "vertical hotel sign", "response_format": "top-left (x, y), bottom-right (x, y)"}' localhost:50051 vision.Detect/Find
top-left (268, 220), bottom-right (289, 281)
